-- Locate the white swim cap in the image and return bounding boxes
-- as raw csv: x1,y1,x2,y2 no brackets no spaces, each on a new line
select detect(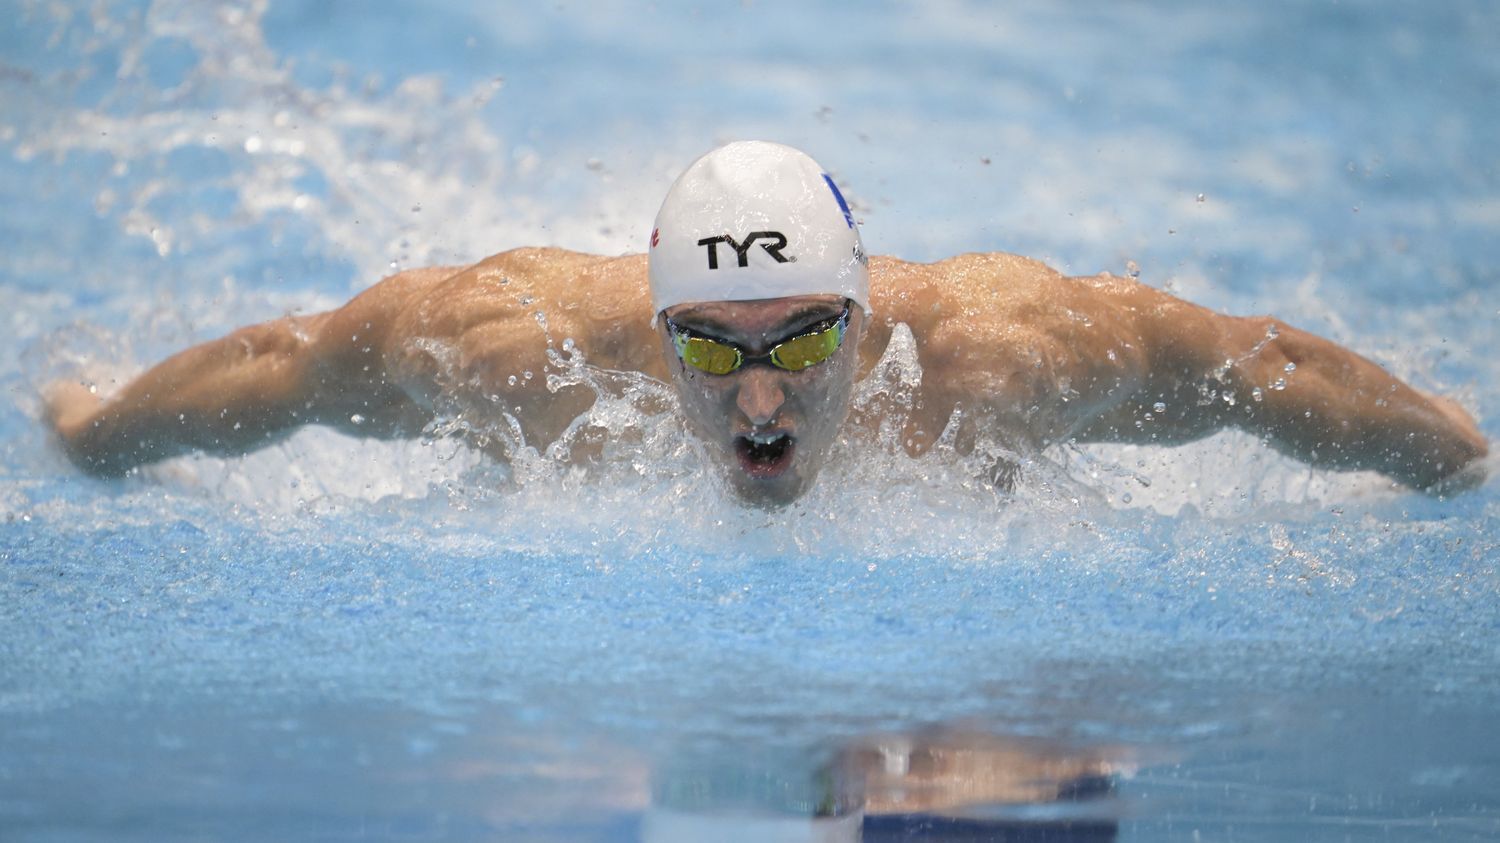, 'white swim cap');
648,141,870,316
